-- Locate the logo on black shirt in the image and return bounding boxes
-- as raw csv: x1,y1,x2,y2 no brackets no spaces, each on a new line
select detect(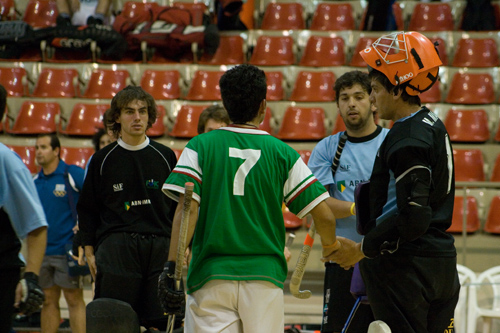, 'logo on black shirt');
146,179,159,189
